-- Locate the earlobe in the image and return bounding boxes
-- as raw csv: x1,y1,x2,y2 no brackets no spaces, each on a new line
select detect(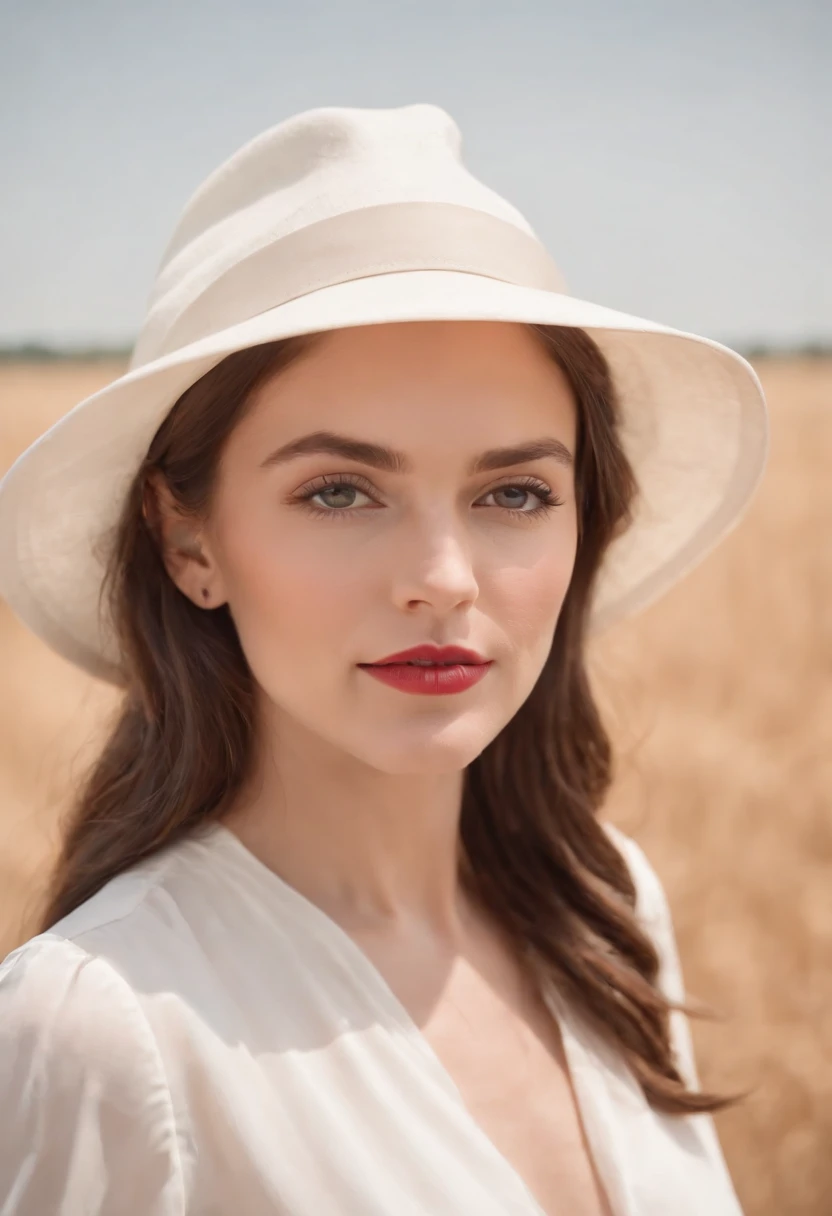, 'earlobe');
143,473,226,610
163,524,227,610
